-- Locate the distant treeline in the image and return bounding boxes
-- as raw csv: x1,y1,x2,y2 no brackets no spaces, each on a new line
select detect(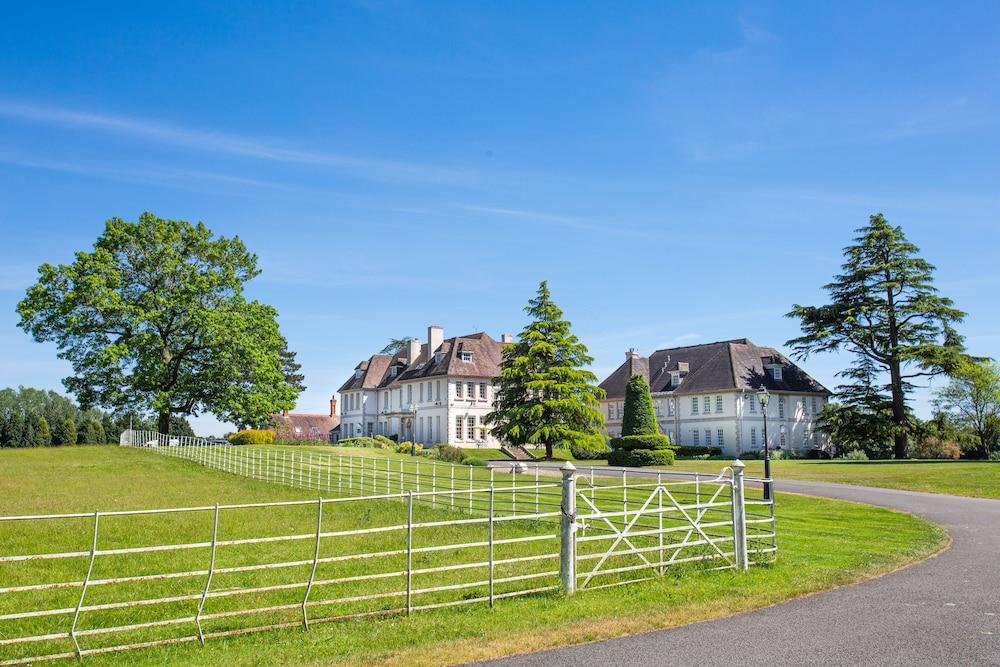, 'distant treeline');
0,387,194,448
